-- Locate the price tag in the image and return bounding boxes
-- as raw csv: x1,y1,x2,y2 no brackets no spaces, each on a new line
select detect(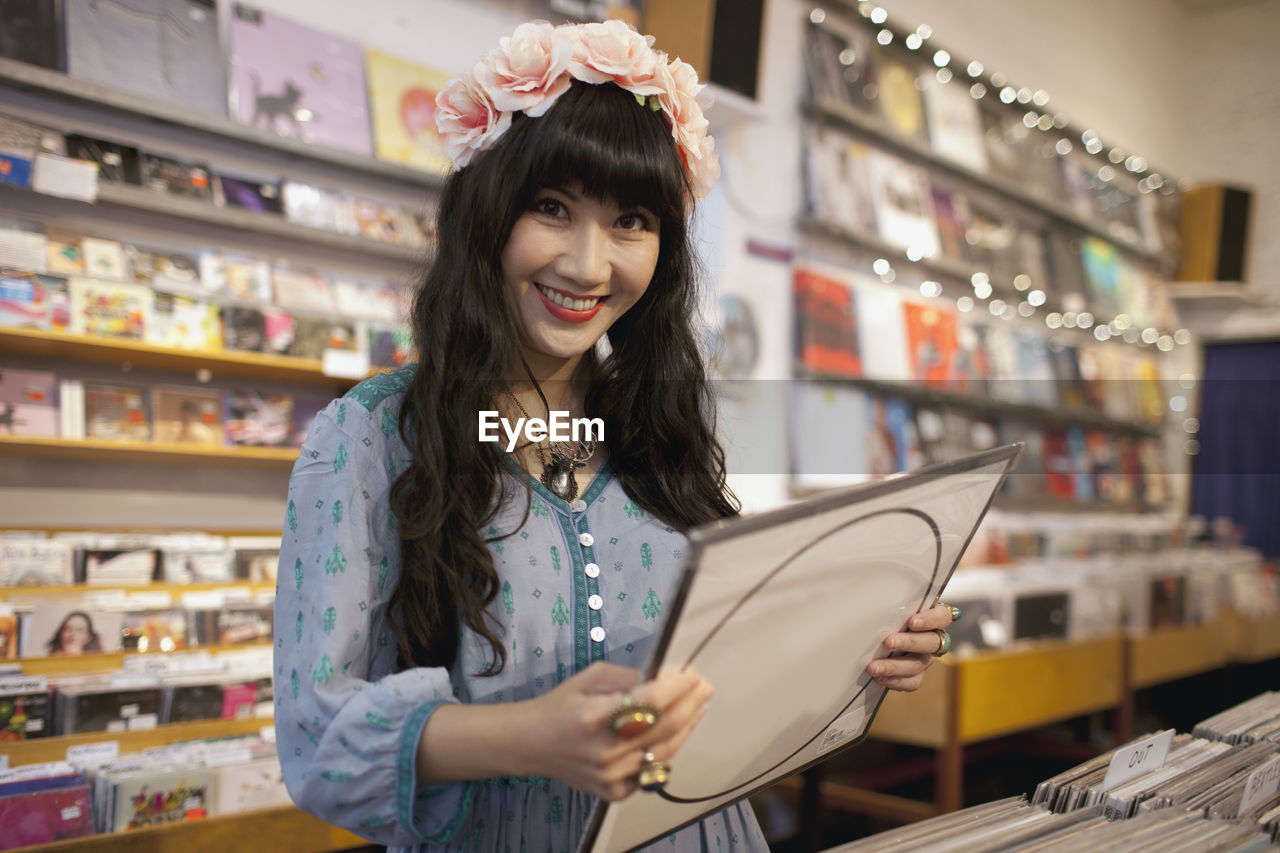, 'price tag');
0,755,8,769
1100,729,1174,792
32,153,99,202
60,806,82,821
323,348,371,380
66,741,120,768
126,713,158,732
203,745,253,767
1239,755,1280,818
